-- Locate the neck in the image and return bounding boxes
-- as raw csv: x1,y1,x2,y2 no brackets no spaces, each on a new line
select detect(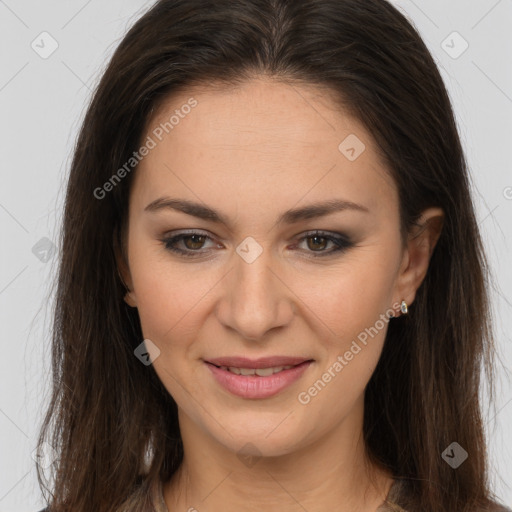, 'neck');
163,399,393,512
